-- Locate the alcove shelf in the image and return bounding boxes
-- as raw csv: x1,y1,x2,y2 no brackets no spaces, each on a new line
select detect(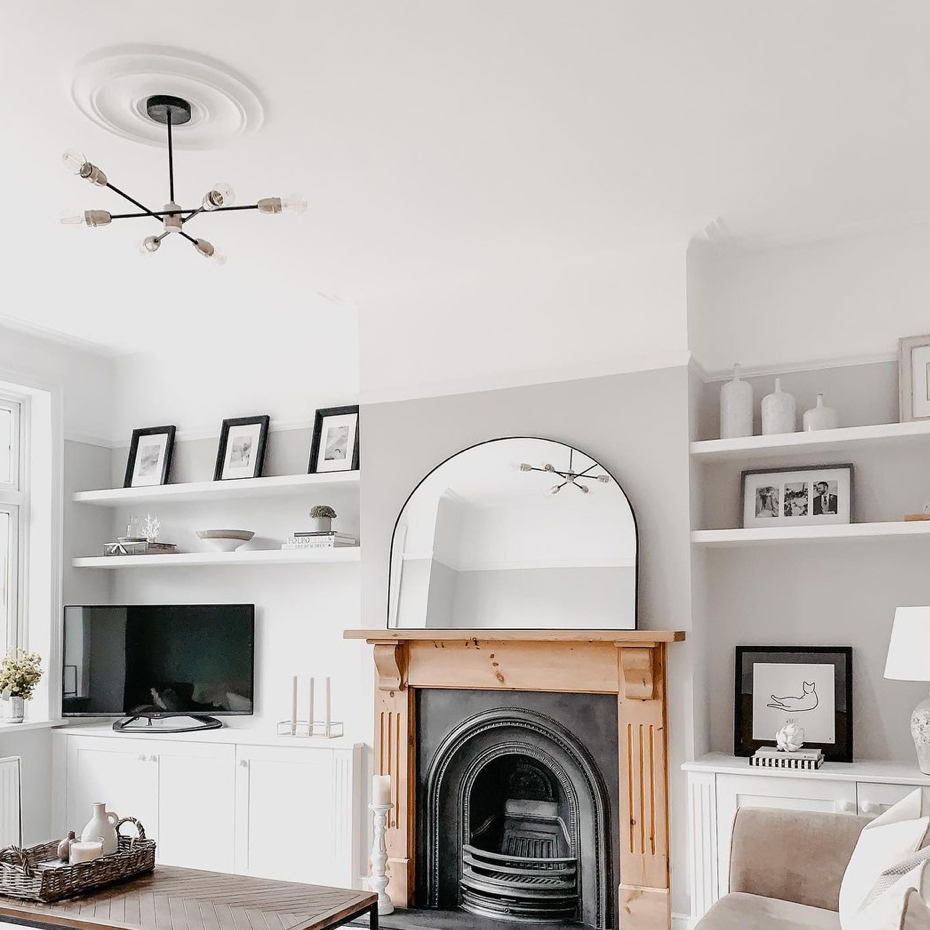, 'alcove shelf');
690,419,930,462
72,471,359,506
72,547,361,568
692,521,930,547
